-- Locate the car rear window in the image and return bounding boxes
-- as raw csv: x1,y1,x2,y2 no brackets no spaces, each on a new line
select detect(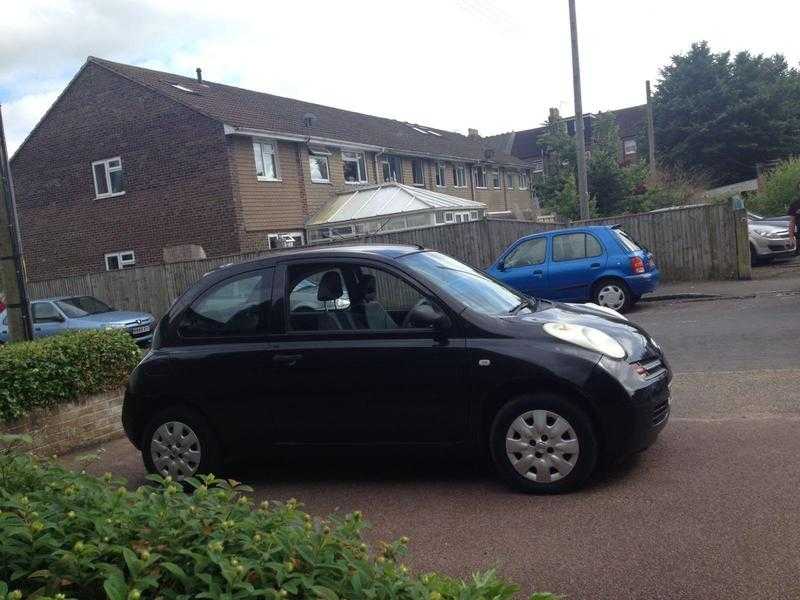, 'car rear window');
614,229,642,253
